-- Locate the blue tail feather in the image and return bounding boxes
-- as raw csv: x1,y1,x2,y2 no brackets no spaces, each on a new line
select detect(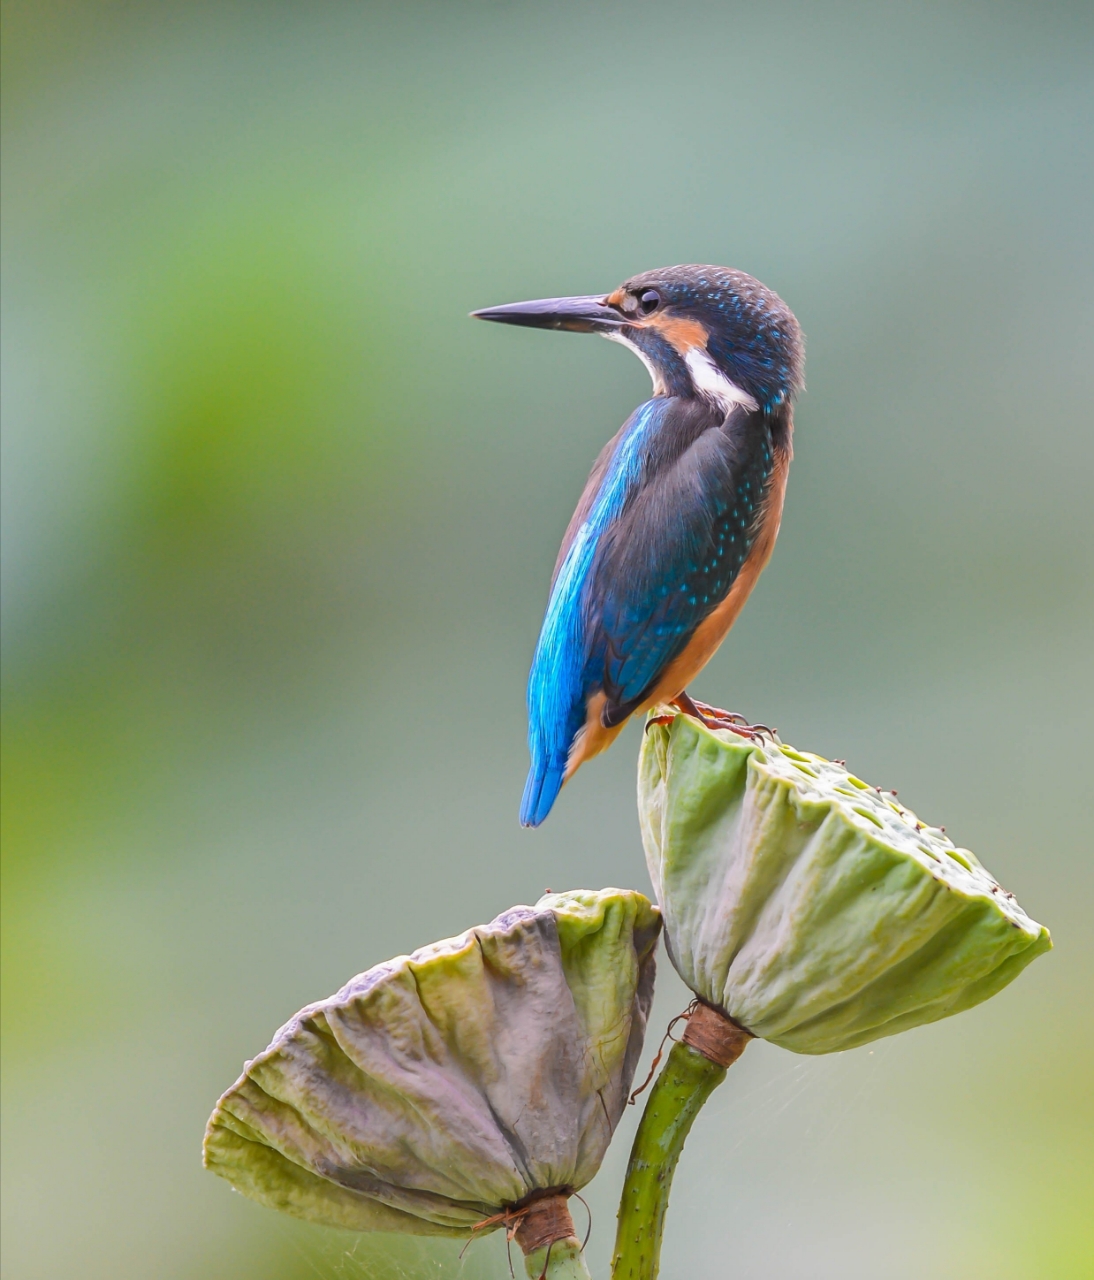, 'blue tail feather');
520,759,565,828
